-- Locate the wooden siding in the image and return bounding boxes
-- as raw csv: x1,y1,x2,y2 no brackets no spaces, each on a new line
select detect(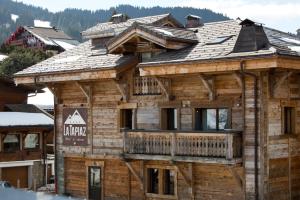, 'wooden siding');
52,66,300,200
